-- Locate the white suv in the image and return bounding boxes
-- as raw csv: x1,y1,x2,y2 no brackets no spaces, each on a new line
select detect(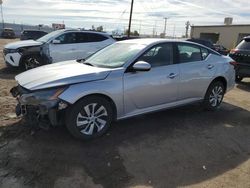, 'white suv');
3,29,115,70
